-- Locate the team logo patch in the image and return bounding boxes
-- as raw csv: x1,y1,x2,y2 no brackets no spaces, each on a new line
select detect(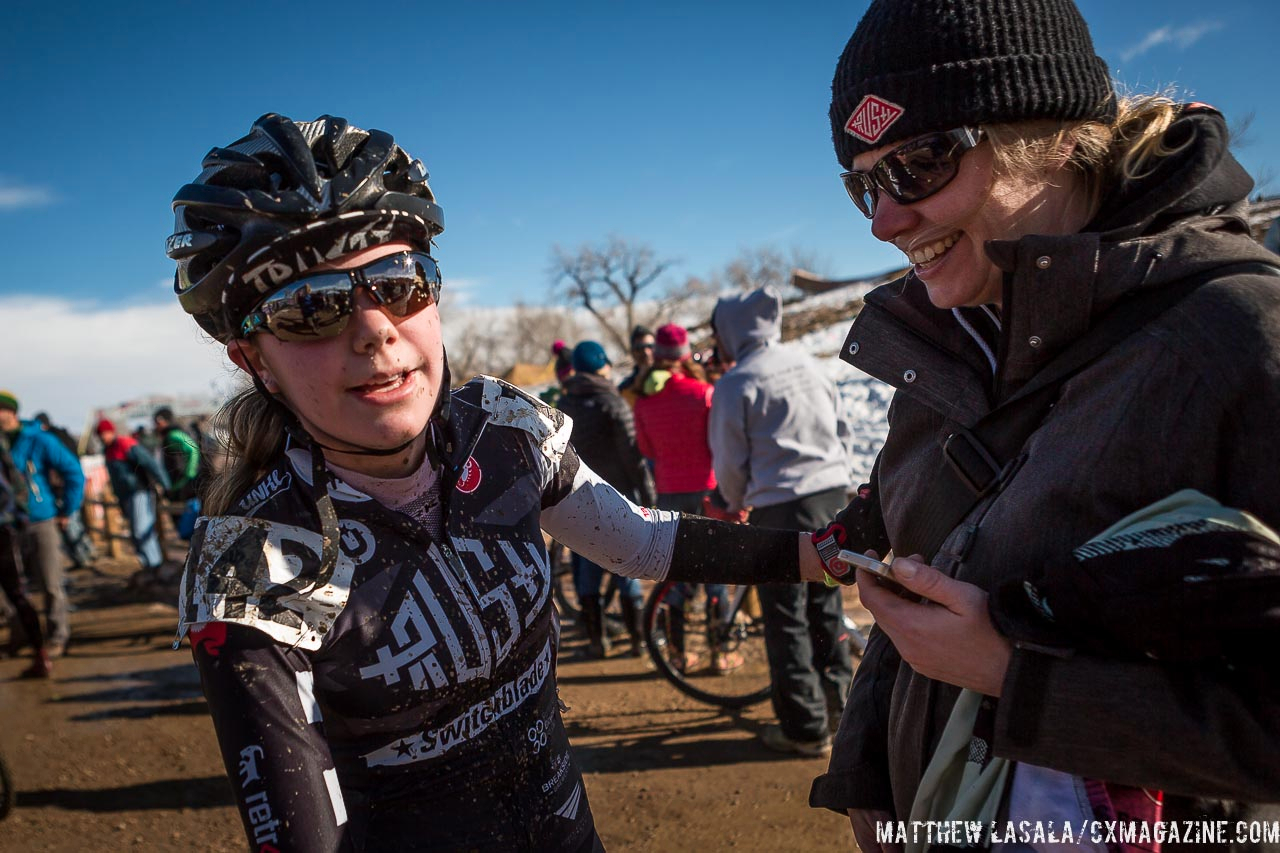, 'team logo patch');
456,456,482,494
844,95,905,144
338,519,377,565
